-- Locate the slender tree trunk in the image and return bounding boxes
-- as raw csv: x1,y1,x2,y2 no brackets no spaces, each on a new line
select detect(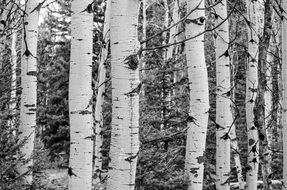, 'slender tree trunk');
282,0,287,188
230,51,244,190
245,0,264,189
9,26,18,130
140,0,147,97
106,0,140,189
68,0,94,189
0,0,12,69
184,0,209,189
167,0,180,99
230,127,244,189
0,0,7,68
255,1,273,189
18,0,39,187
93,0,110,186
214,1,231,189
